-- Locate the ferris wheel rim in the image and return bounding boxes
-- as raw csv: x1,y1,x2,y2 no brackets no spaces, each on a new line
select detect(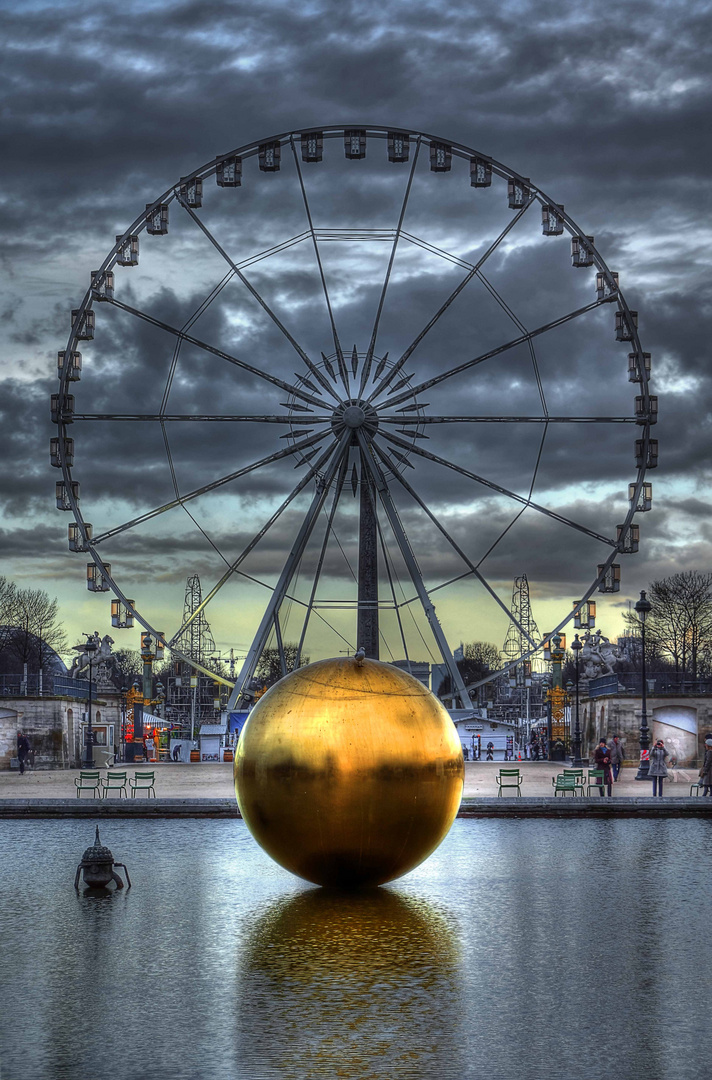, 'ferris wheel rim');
54,123,655,698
